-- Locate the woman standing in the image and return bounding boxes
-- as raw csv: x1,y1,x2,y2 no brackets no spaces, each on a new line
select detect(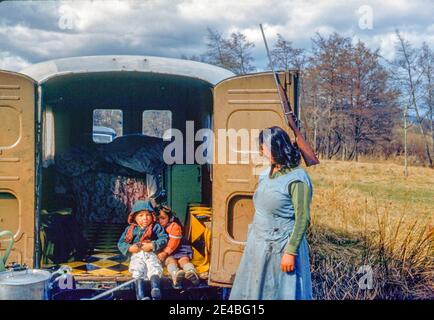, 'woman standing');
229,126,313,300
